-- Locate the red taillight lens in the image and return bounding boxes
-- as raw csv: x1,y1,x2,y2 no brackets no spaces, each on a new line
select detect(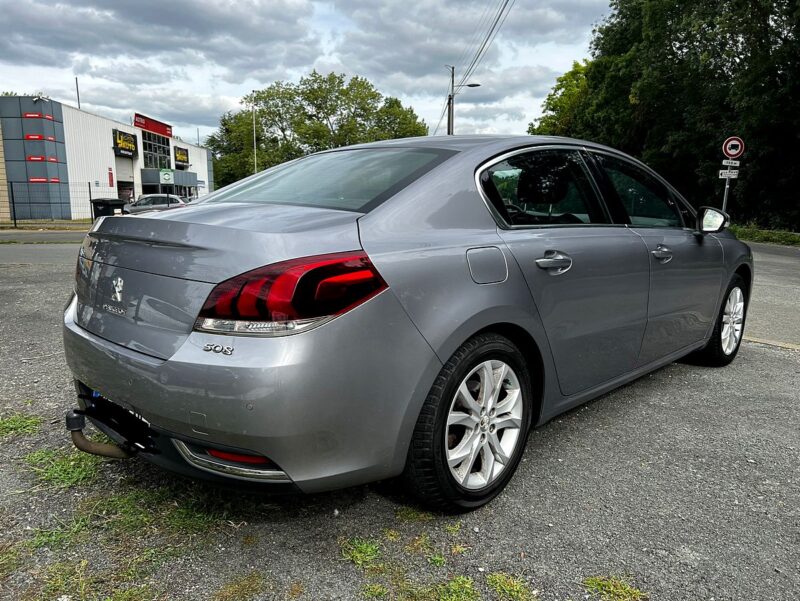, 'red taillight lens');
194,251,387,336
